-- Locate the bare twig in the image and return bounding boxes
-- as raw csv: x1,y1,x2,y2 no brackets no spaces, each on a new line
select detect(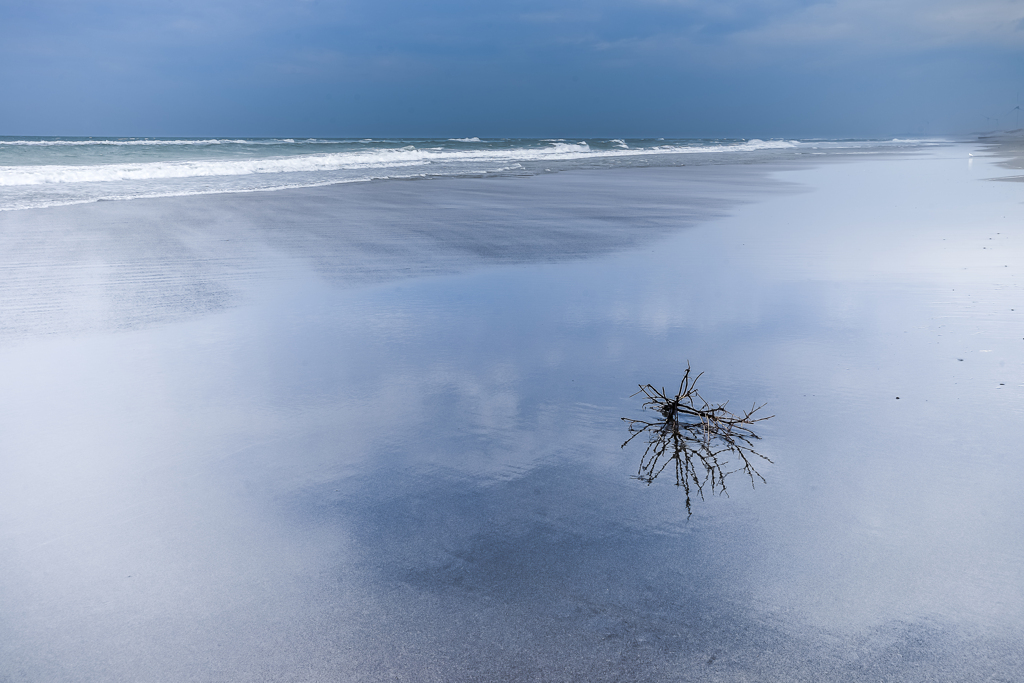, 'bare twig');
621,363,774,515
